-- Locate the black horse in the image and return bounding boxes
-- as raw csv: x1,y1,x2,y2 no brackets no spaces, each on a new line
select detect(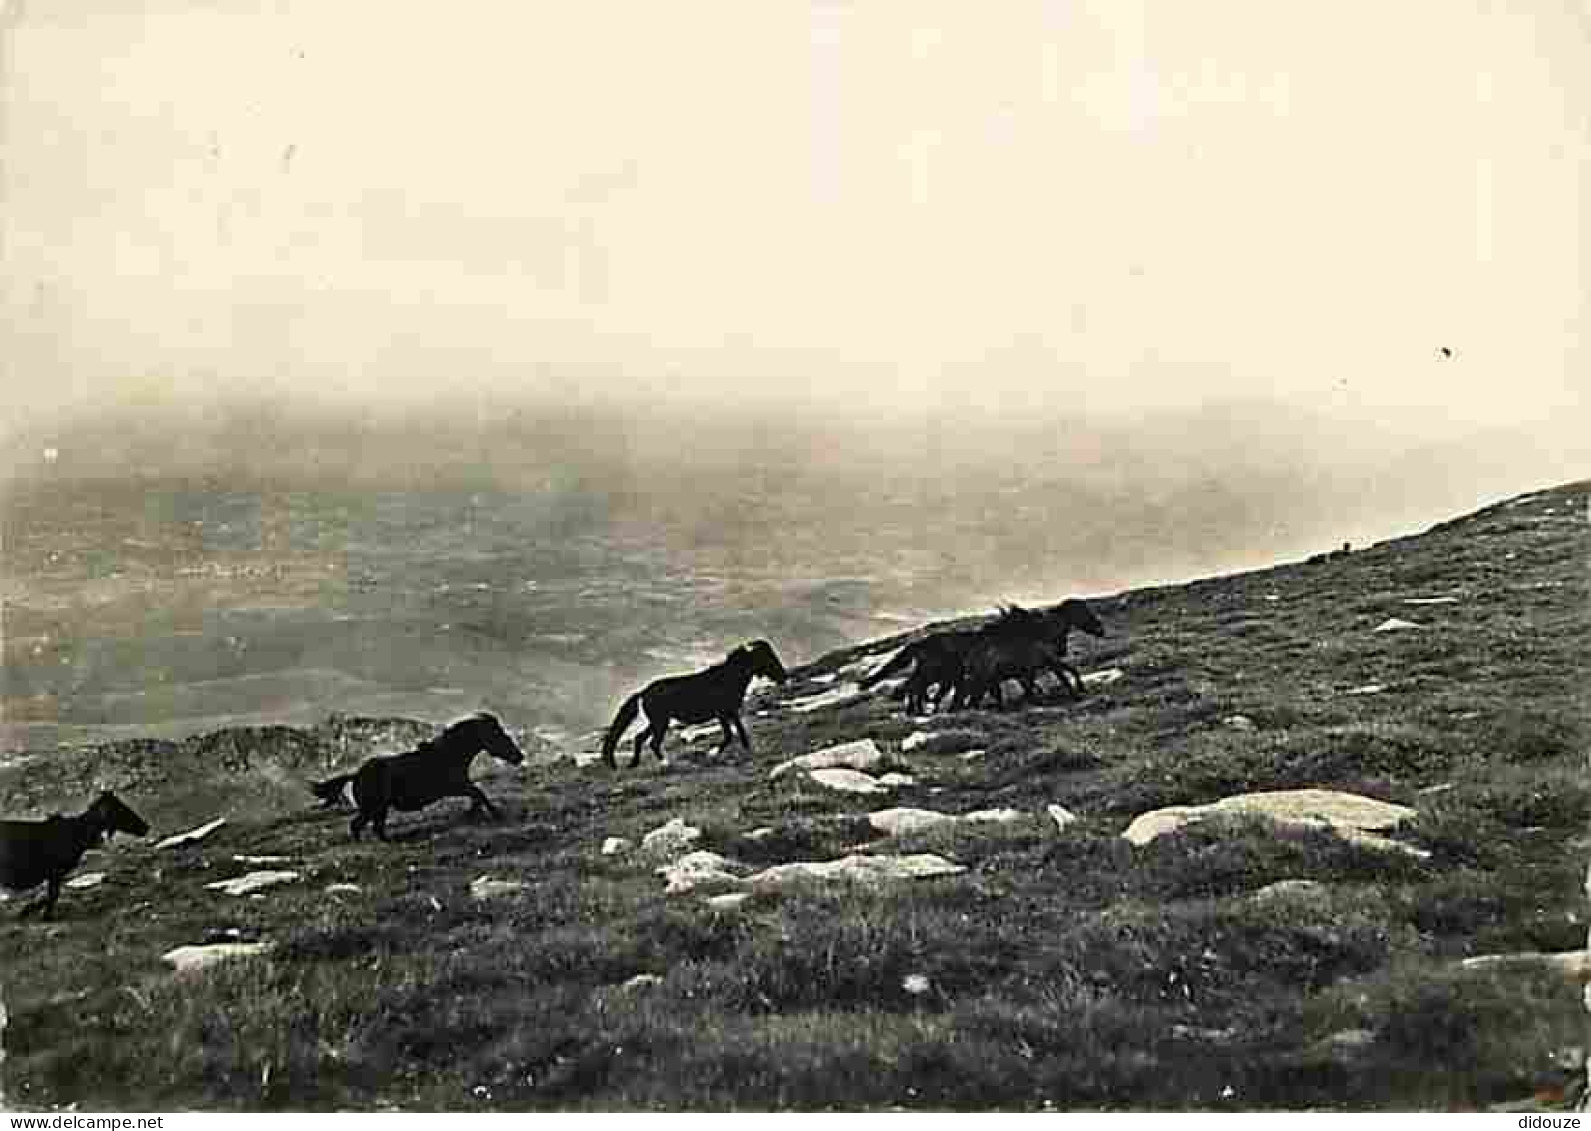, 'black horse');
0,791,149,919
951,599,1106,710
858,631,980,715
311,712,525,841
602,640,789,769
